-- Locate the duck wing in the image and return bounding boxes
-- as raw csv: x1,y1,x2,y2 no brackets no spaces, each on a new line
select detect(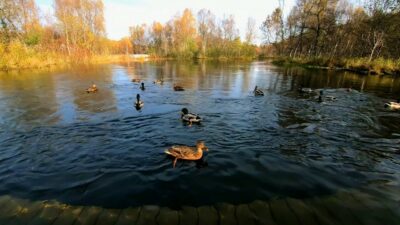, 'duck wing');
165,146,196,159
182,113,201,122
